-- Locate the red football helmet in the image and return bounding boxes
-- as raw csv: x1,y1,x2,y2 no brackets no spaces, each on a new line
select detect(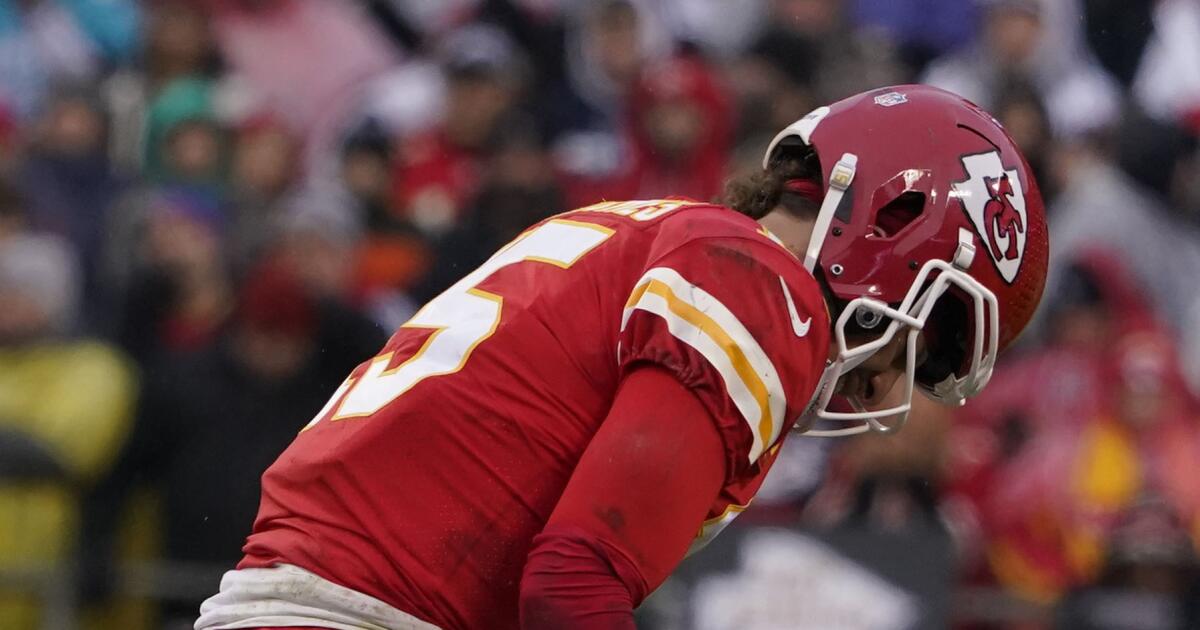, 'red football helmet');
763,85,1049,436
